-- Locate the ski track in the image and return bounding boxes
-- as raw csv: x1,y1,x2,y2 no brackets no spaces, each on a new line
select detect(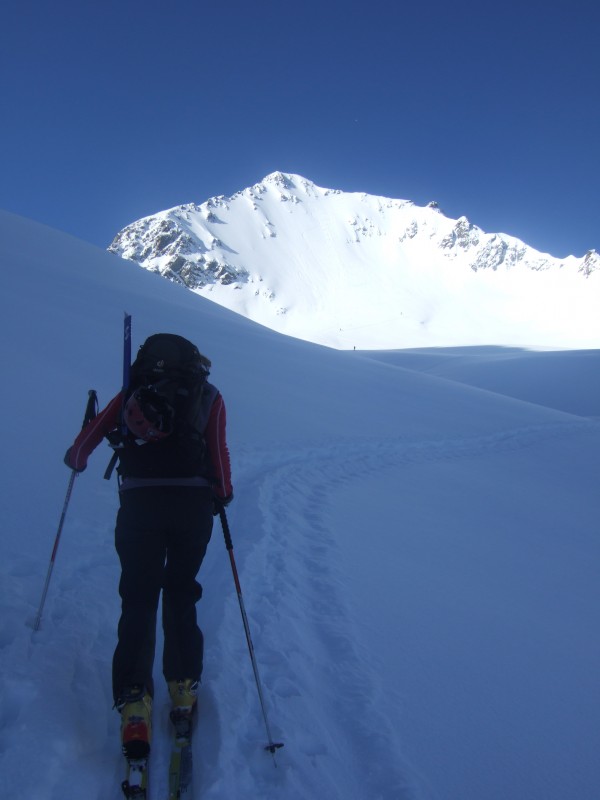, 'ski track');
195,418,594,799
0,418,594,799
